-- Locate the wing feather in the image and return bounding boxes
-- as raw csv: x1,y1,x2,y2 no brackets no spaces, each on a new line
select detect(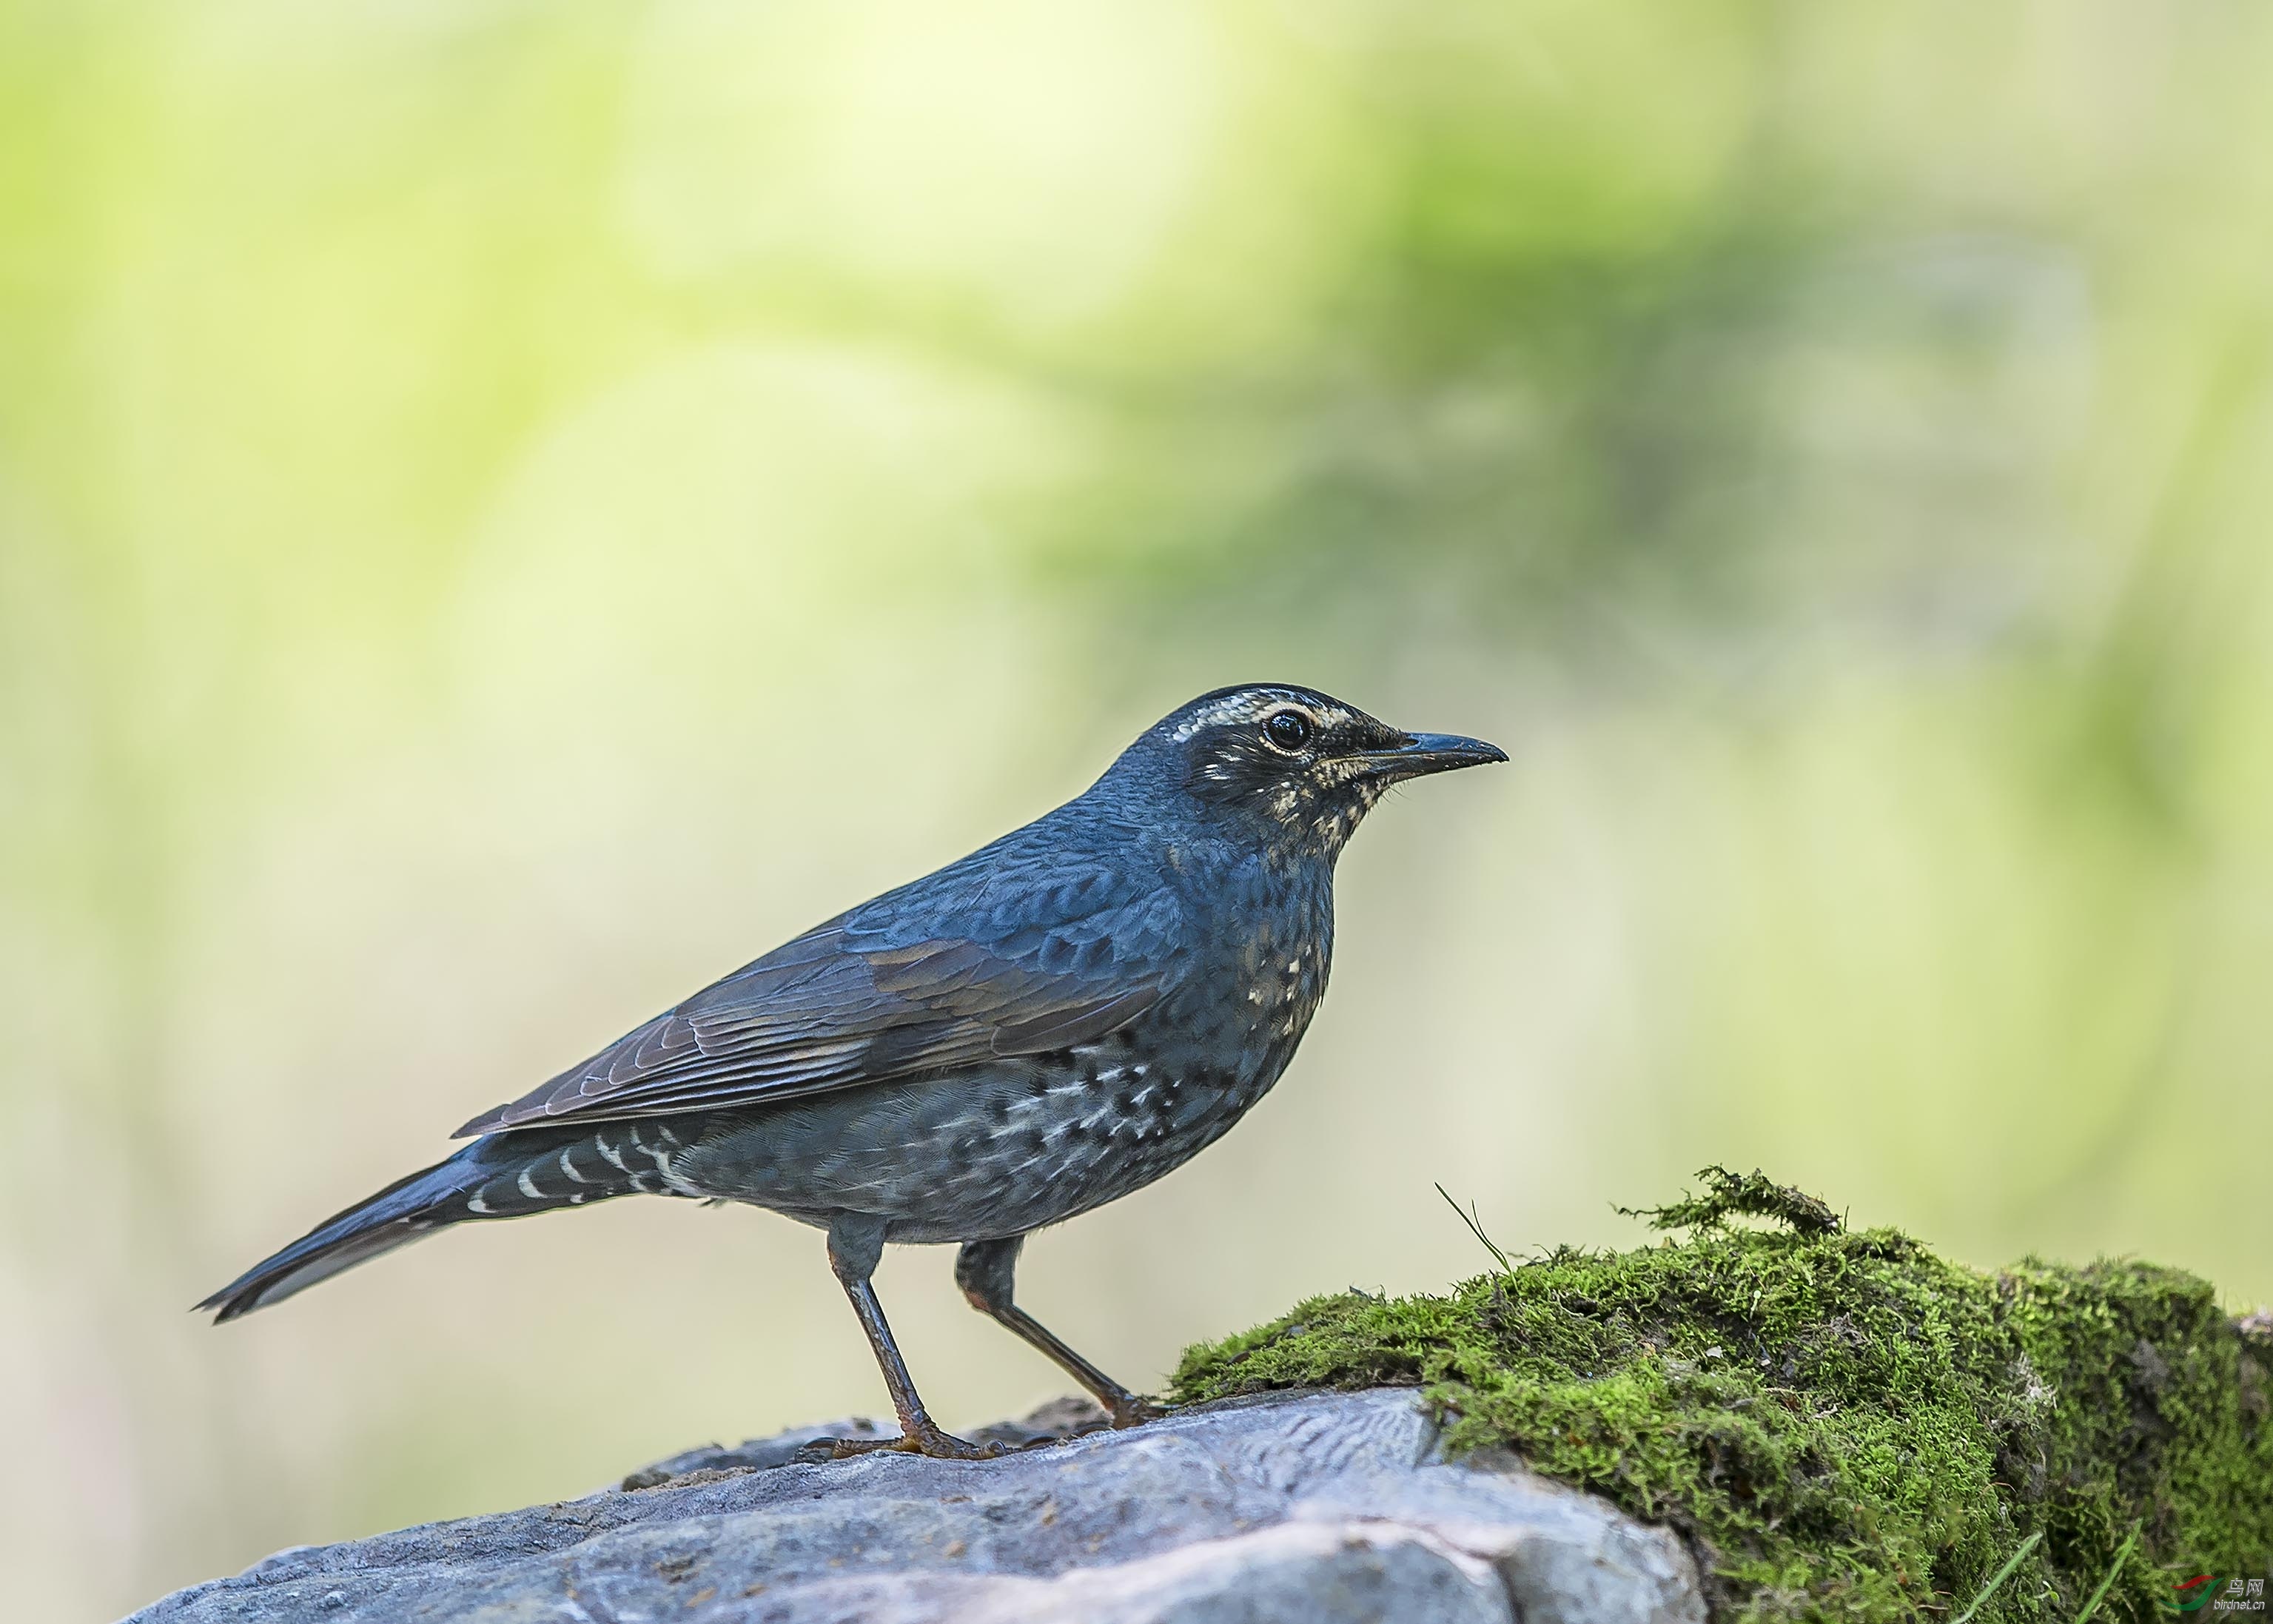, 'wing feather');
453,836,1178,1138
